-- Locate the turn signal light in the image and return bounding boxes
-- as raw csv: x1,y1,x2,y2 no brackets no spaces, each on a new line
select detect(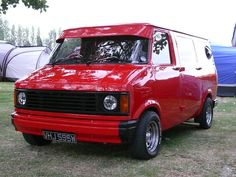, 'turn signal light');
120,95,129,113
